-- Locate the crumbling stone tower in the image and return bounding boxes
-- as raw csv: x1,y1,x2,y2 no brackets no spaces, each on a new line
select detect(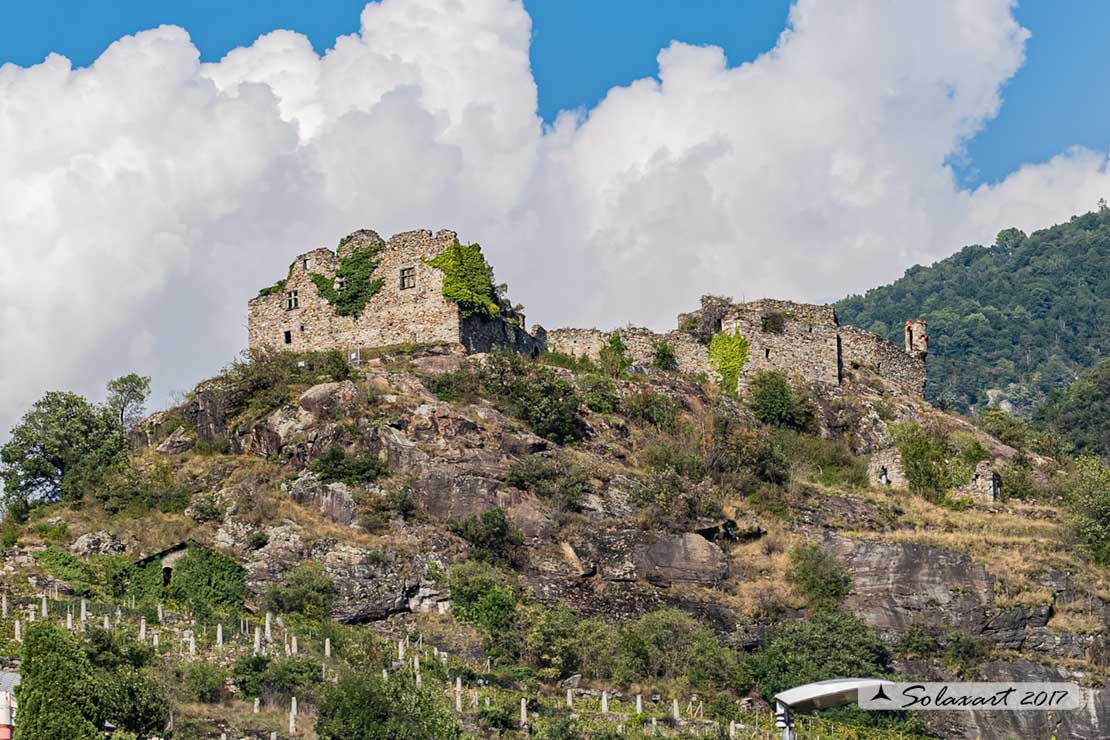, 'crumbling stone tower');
904,318,928,358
